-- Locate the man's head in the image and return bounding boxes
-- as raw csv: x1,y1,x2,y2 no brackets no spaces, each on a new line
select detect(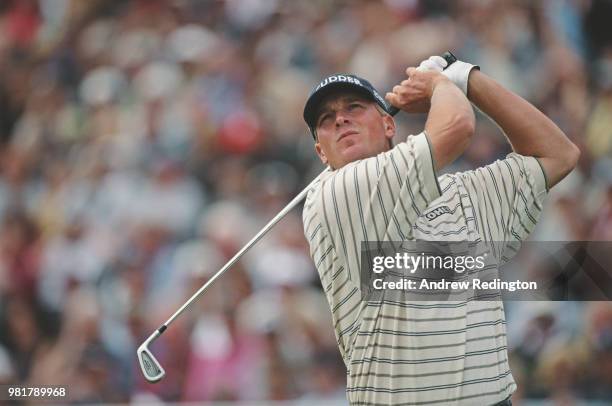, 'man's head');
303,74,396,169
